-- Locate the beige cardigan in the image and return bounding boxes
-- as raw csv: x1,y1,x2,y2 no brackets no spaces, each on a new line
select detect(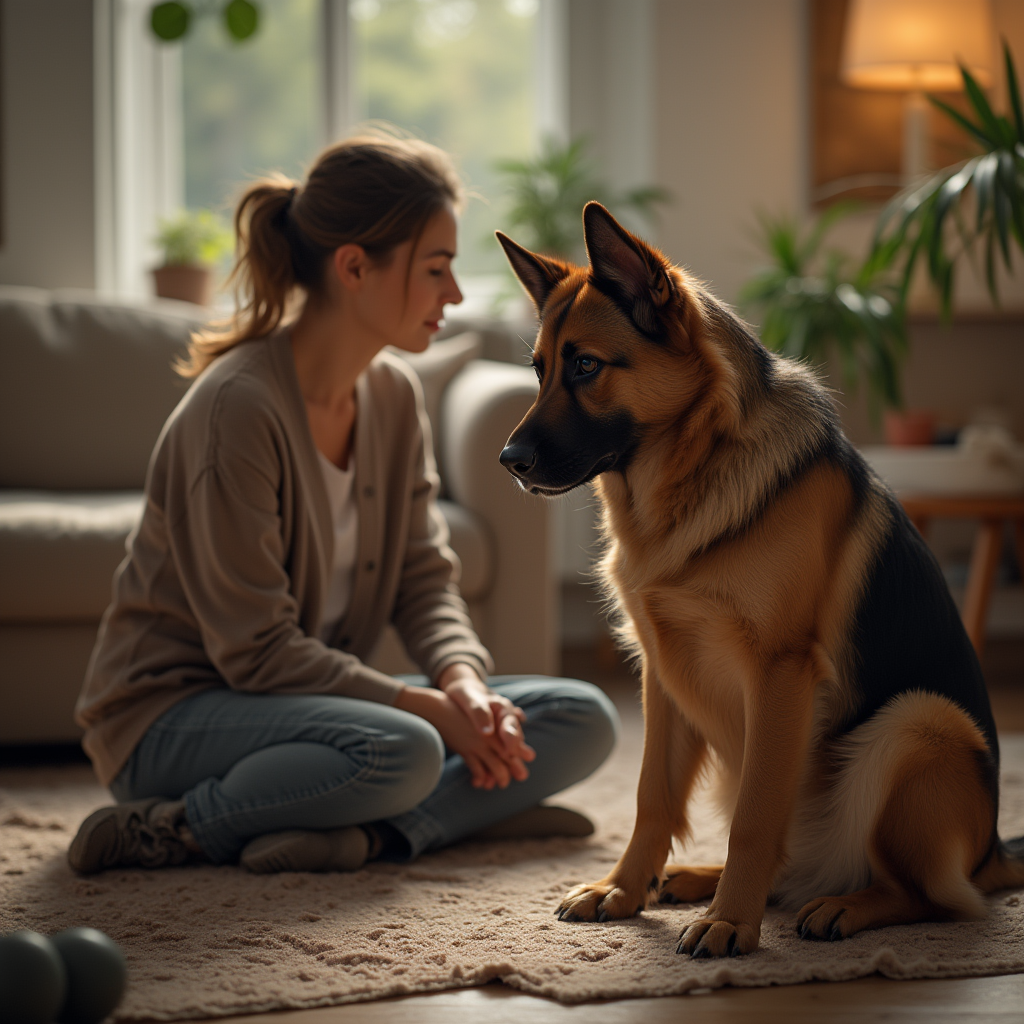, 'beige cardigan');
77,332,493,785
